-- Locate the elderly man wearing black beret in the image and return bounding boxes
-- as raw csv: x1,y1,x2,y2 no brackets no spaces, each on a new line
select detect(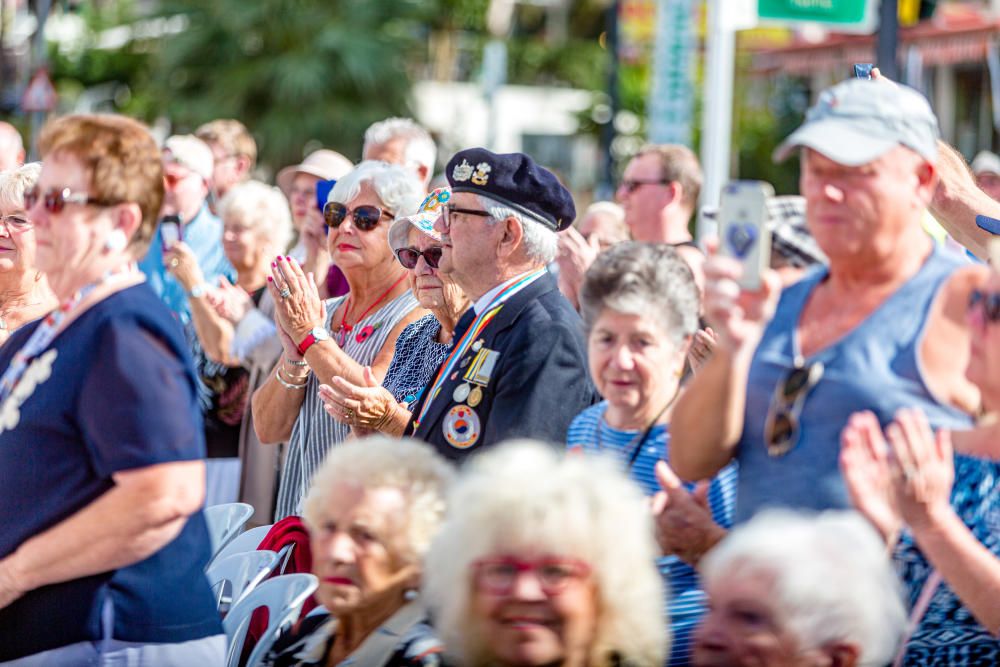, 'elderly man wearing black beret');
404,148,598,461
